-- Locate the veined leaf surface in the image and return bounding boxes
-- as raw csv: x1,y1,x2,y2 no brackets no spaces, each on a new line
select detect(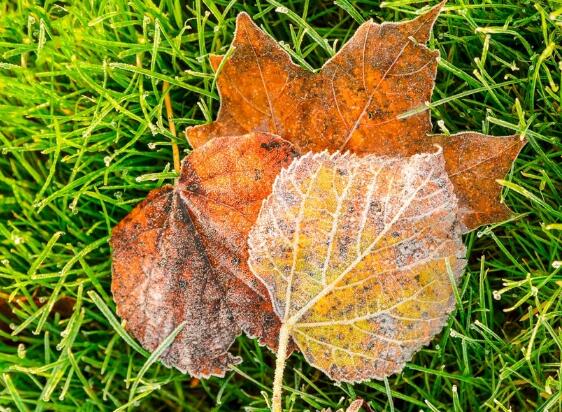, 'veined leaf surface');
248,150,466,382
111,132,298,377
